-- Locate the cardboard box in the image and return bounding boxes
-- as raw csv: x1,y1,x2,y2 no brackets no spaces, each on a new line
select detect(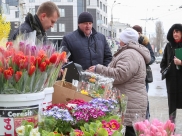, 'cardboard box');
52,80,92,104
